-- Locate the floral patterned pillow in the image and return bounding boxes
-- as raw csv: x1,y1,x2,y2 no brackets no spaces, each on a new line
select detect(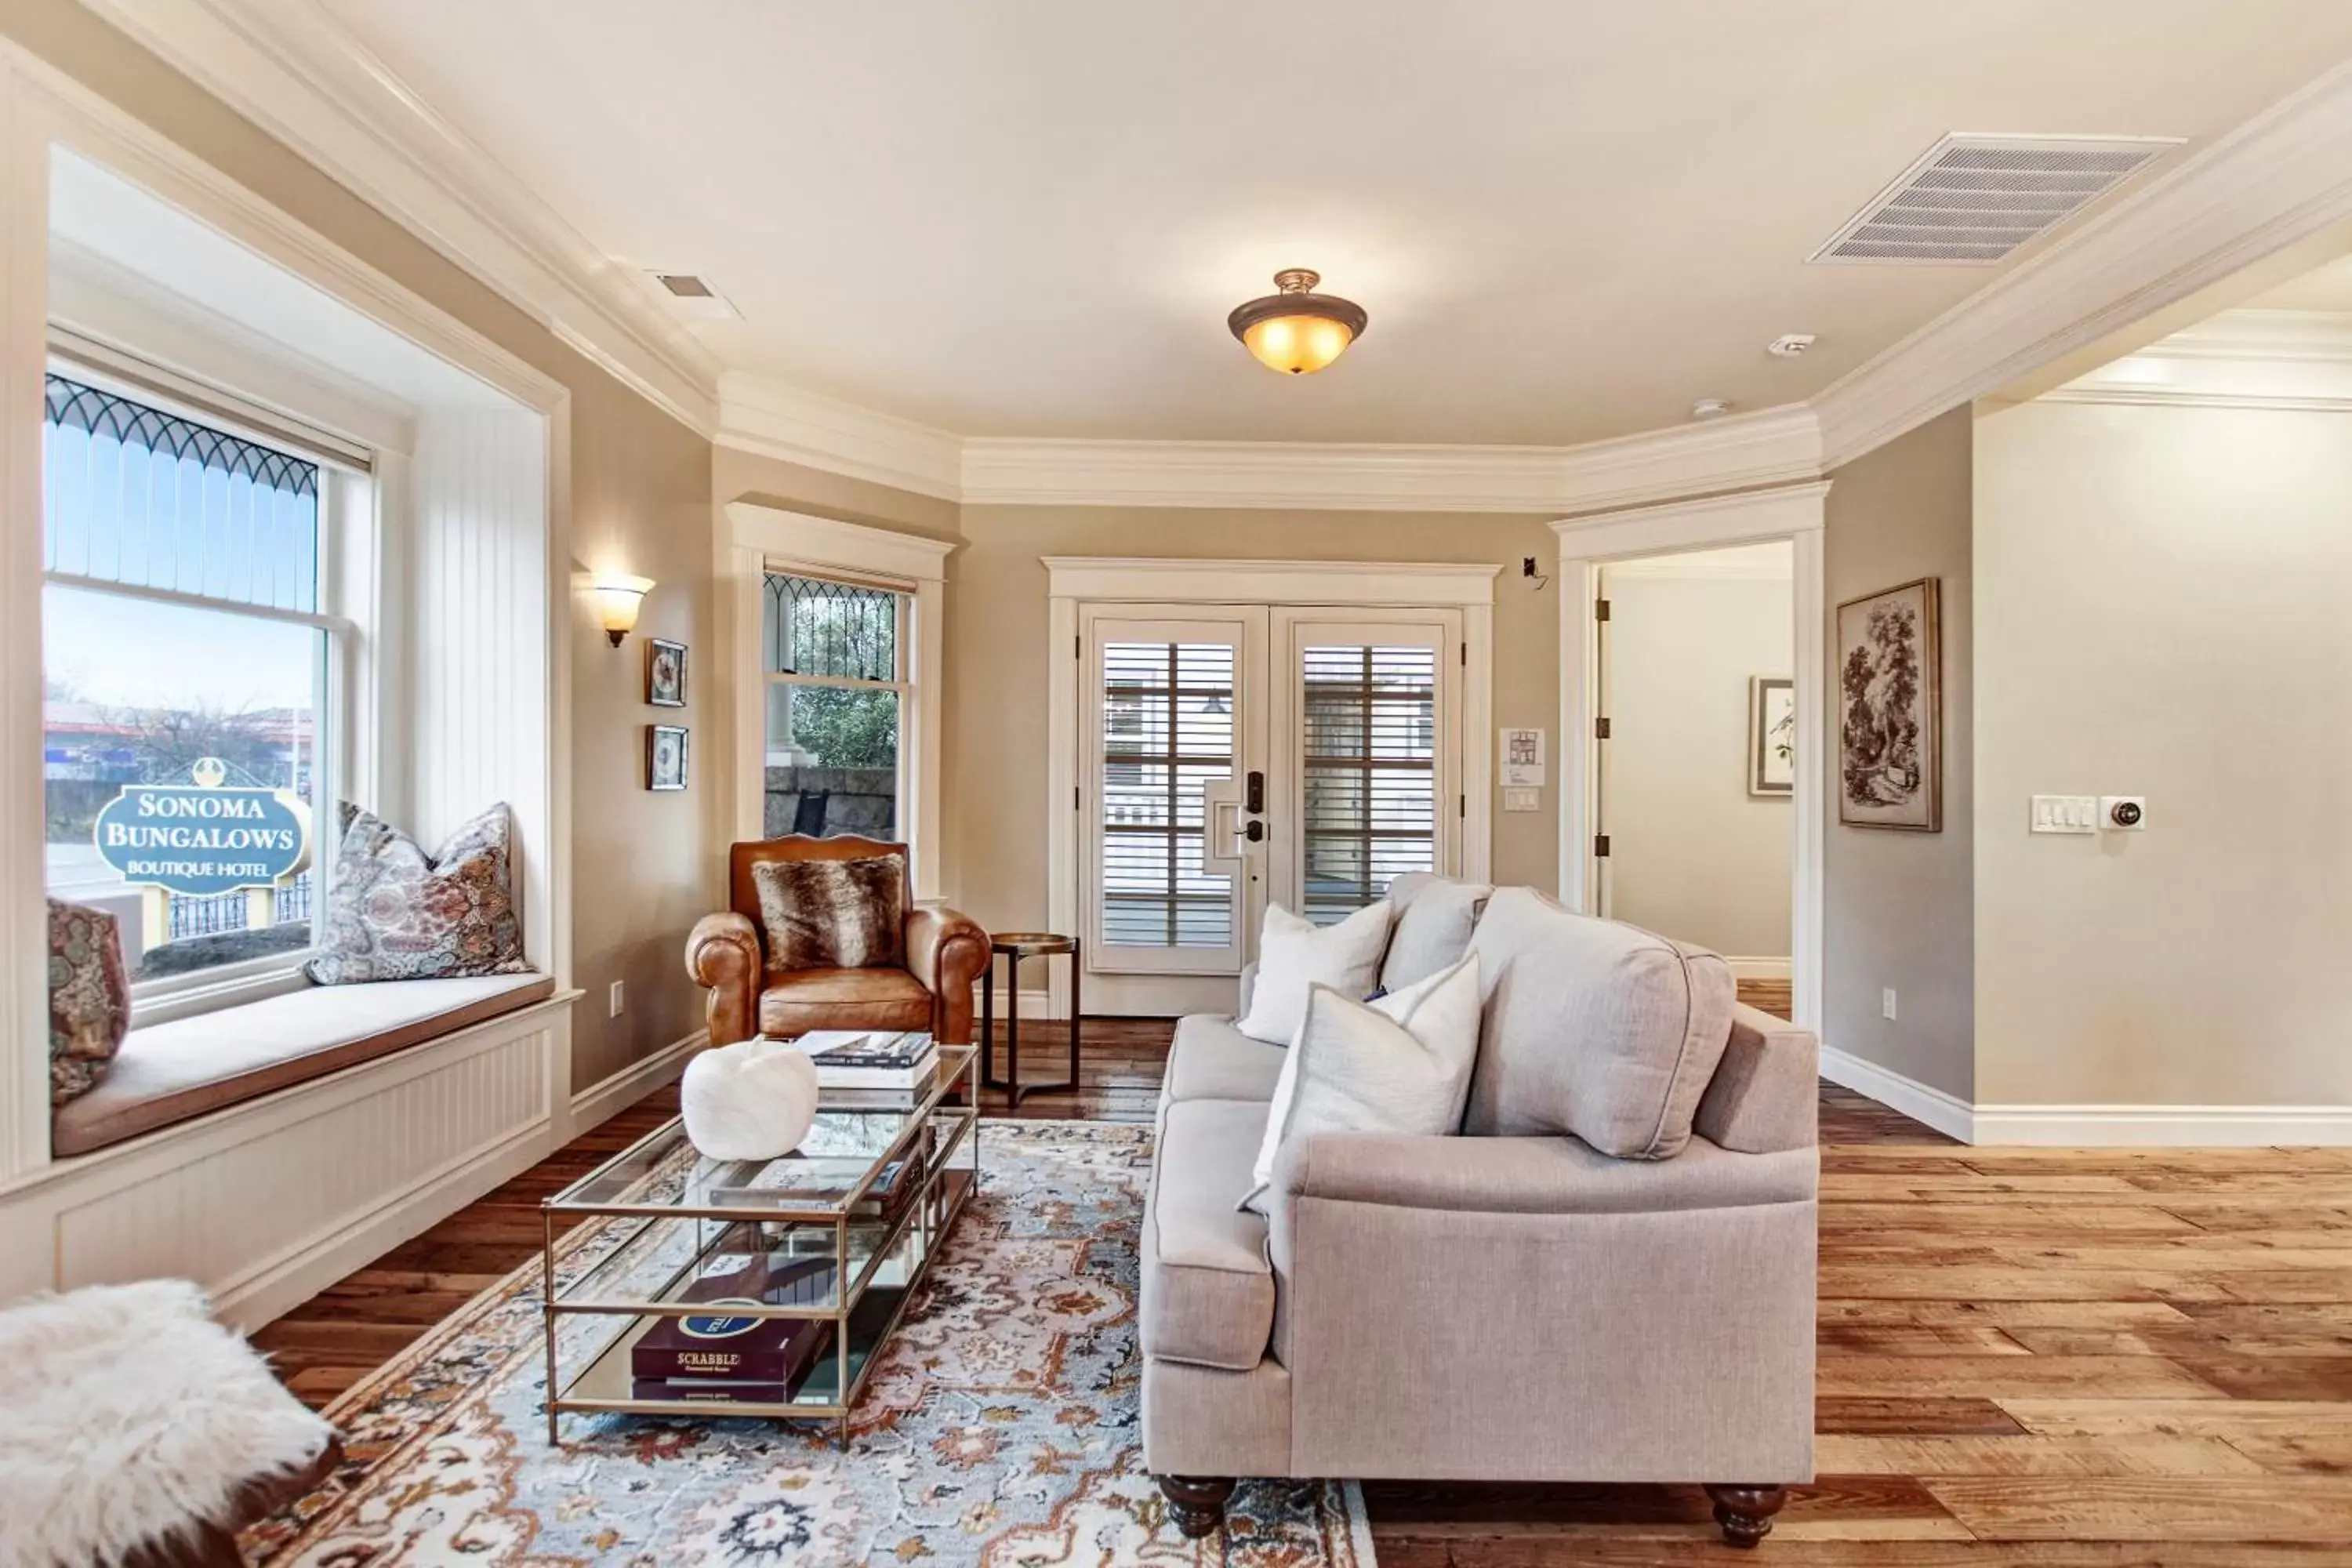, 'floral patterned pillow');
306,803,531,985
49,898,130,1105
